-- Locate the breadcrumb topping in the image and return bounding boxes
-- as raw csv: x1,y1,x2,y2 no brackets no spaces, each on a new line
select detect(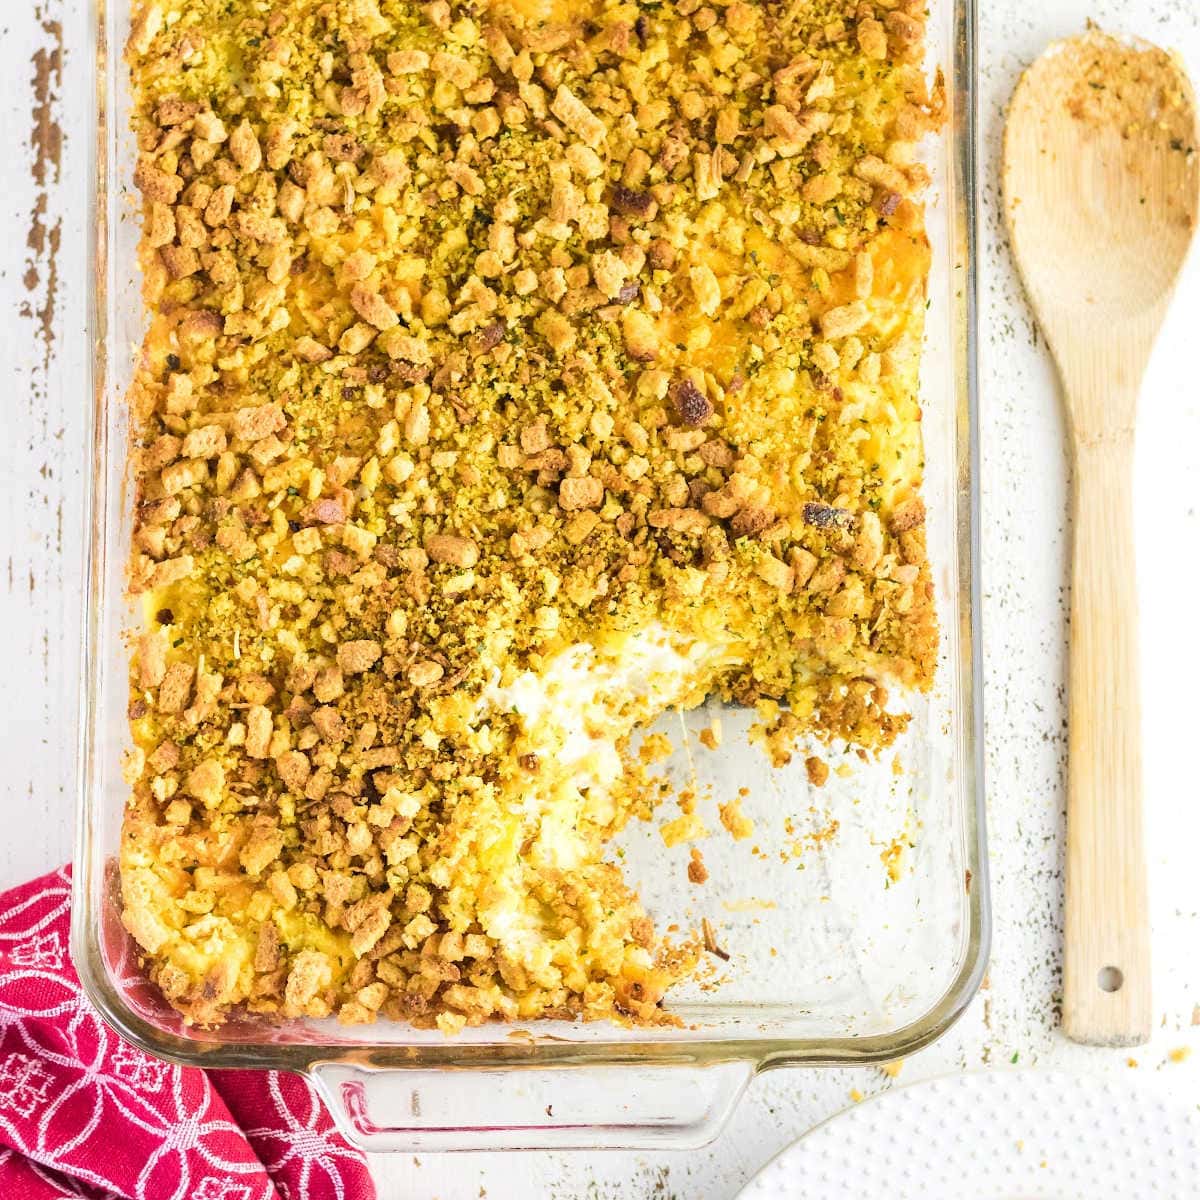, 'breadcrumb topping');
120,0,939,1029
